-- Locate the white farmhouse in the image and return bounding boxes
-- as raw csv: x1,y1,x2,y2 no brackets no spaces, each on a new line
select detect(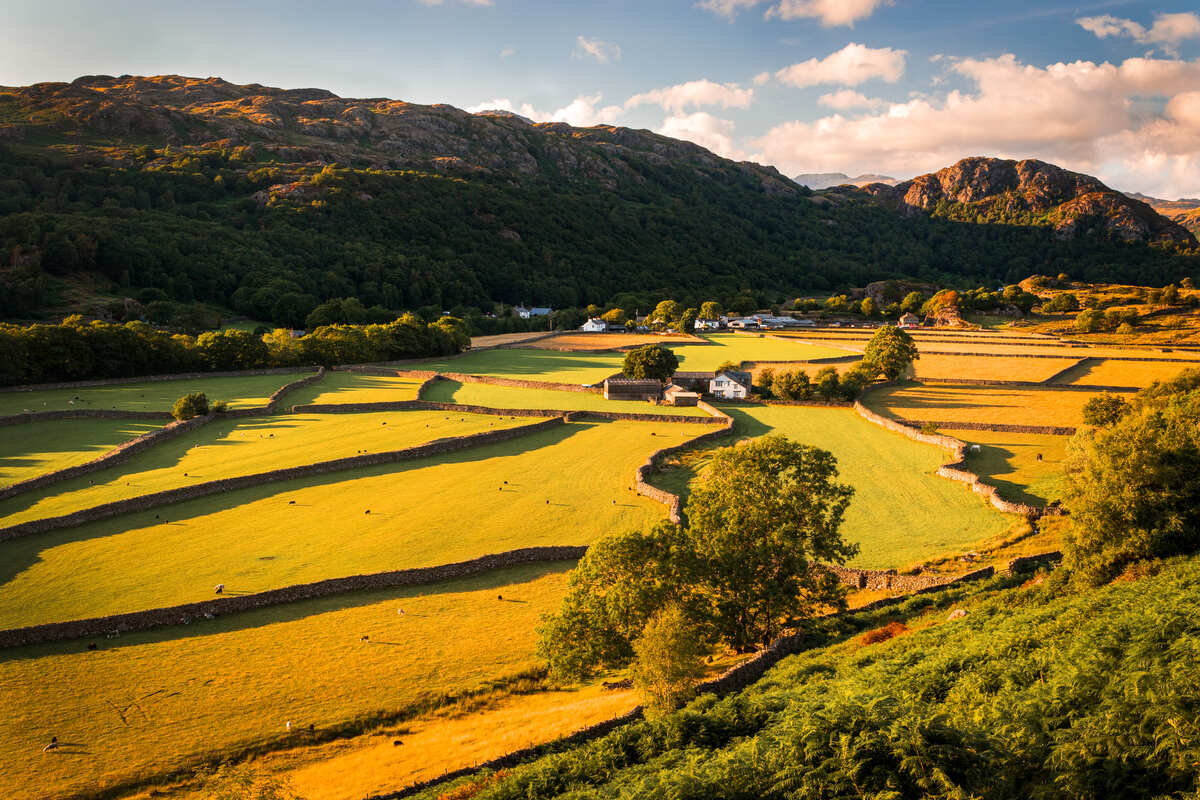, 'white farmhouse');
581,318,608,332
709,370,752,400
